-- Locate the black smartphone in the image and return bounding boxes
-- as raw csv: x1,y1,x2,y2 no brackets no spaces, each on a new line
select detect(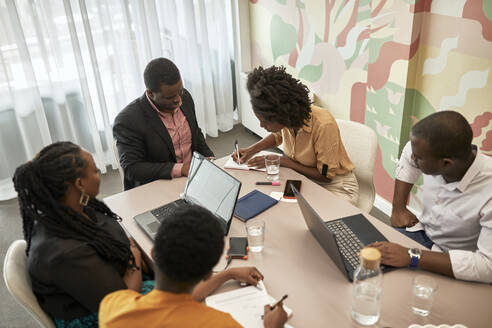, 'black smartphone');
283,180,302,199
227,237,248,259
